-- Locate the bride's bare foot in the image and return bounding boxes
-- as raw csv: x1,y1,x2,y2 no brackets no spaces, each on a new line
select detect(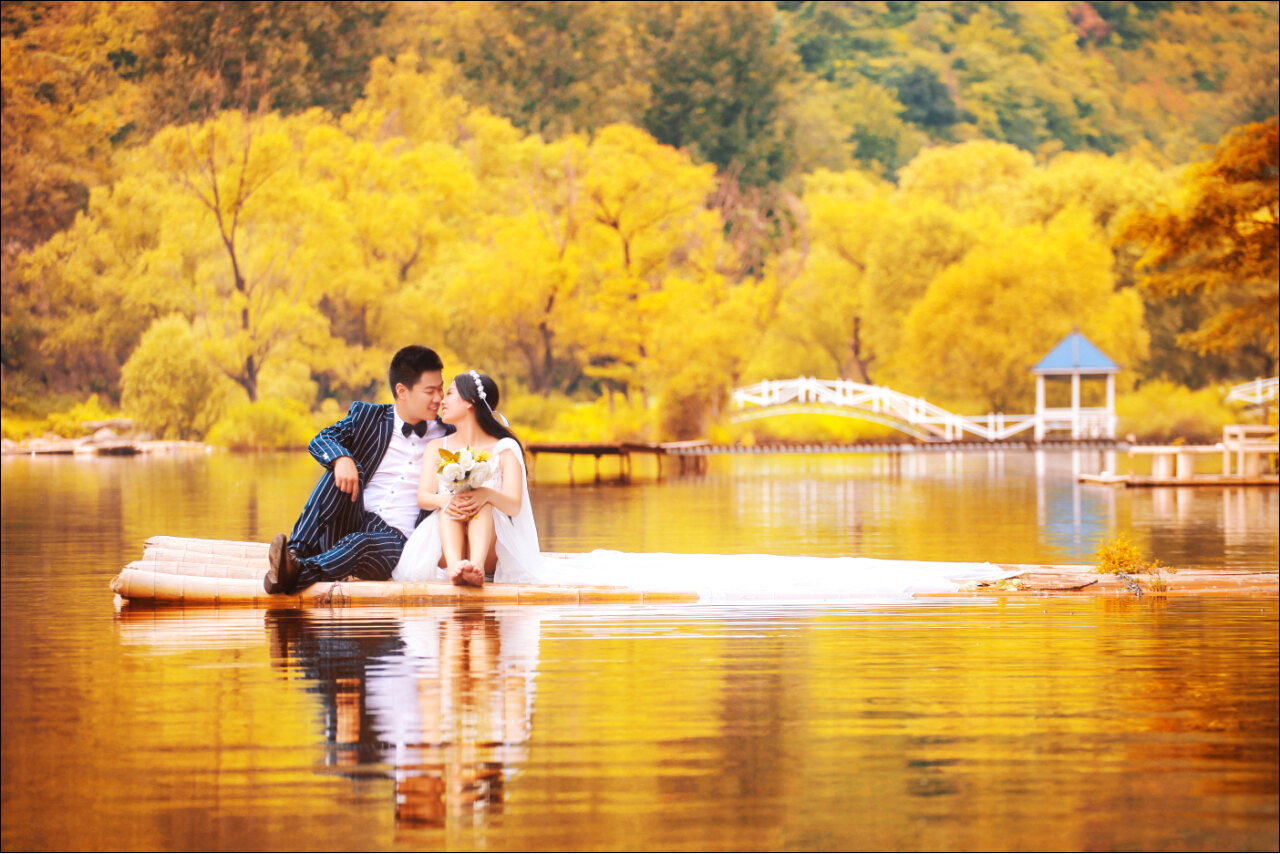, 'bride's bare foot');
452,559,484,587
447,561,469,586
